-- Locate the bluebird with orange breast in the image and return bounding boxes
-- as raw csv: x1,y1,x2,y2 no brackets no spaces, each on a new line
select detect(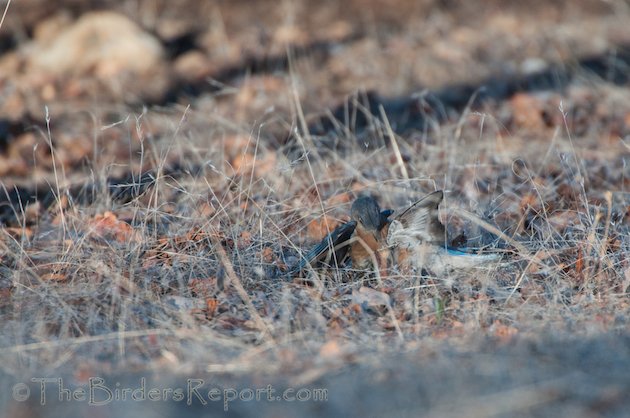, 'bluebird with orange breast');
348,196,393,271
385,190,500,275
286,196,392,275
